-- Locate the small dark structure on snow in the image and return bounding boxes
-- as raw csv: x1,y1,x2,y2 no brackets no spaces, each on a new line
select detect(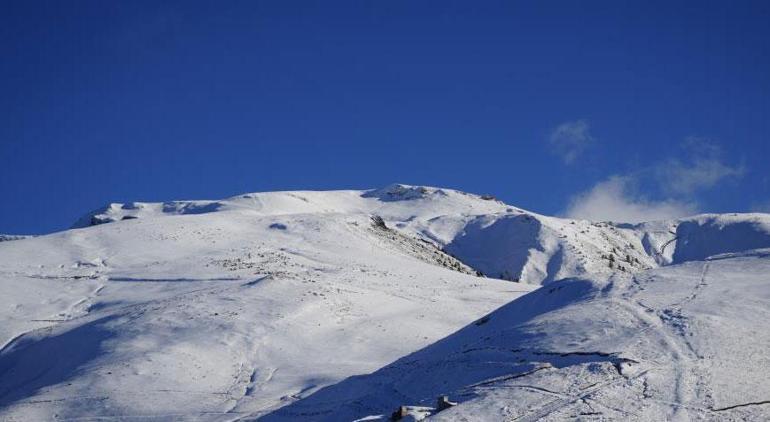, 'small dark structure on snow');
390,405,408,421
436,395,457,412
